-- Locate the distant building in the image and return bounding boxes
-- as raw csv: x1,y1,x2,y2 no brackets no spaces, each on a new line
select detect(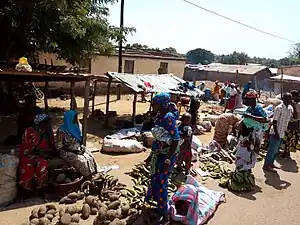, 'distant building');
269,68,278,76
39,49,186,78
183,63,272,90
269,66,300,94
